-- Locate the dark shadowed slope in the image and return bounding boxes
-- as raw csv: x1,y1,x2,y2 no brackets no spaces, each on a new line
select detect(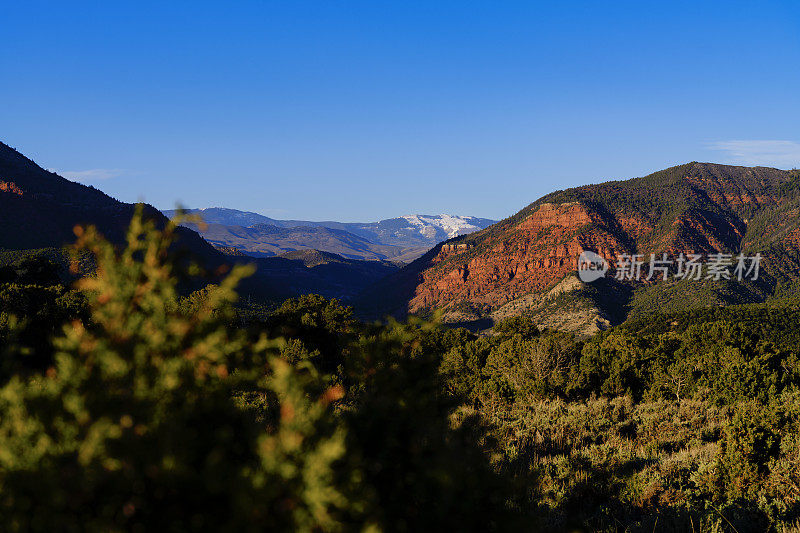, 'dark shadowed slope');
0,141,216,260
